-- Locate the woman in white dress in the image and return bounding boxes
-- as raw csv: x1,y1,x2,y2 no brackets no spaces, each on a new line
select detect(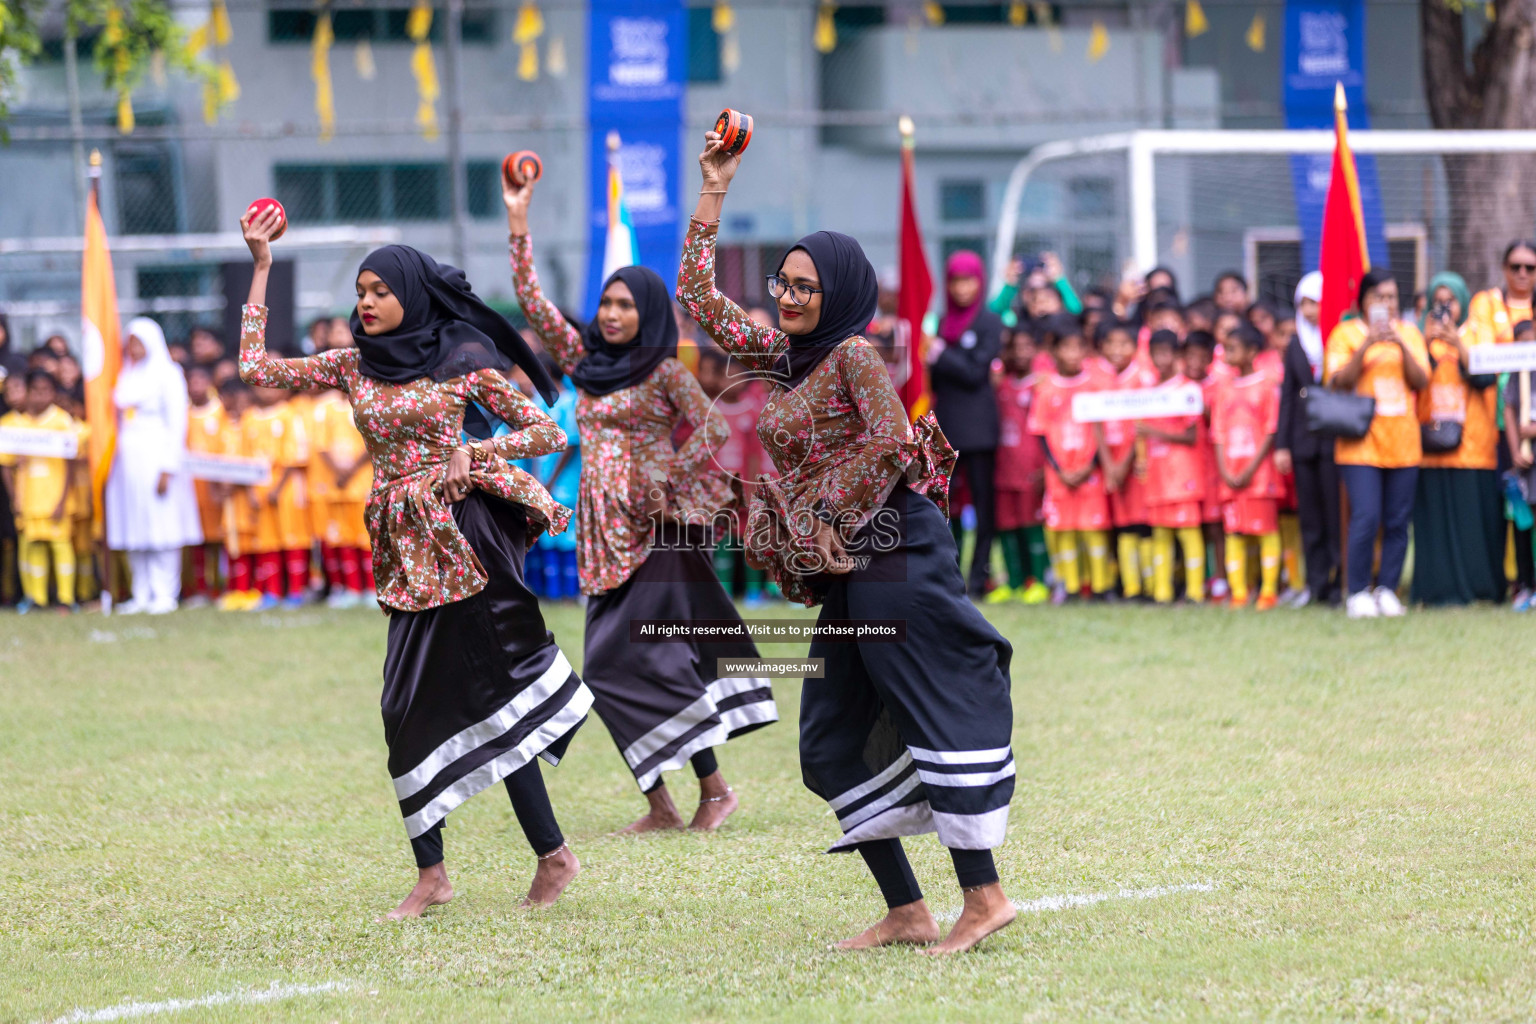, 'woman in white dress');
106,318,202,613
